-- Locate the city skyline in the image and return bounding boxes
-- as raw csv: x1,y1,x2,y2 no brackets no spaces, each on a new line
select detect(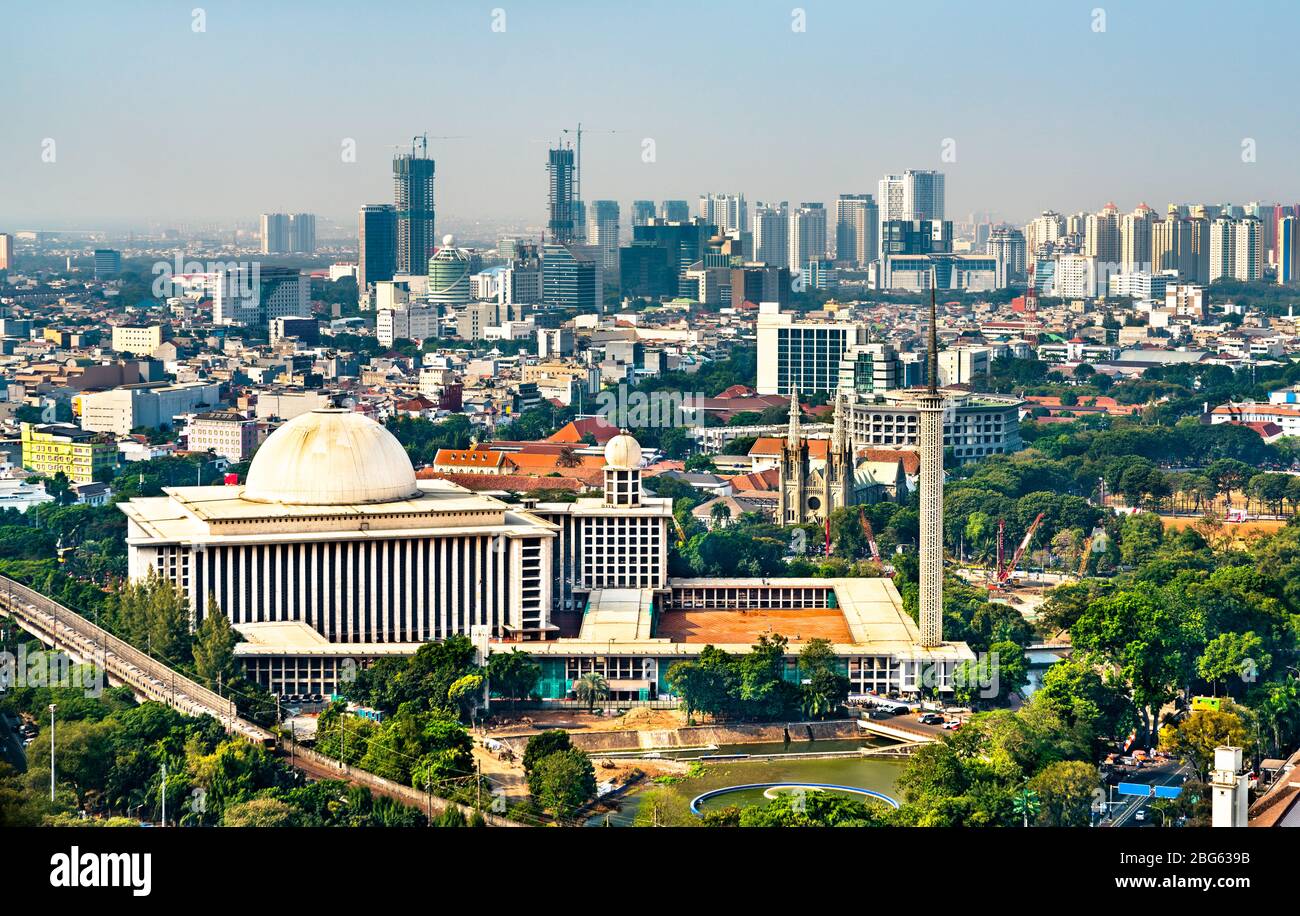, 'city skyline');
7,0,1300,230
